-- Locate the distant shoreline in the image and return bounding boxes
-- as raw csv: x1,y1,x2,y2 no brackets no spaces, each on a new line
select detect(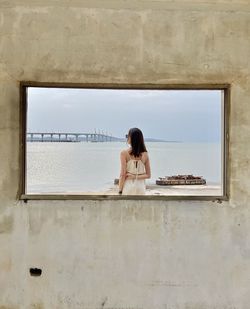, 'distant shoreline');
26,140,221,143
